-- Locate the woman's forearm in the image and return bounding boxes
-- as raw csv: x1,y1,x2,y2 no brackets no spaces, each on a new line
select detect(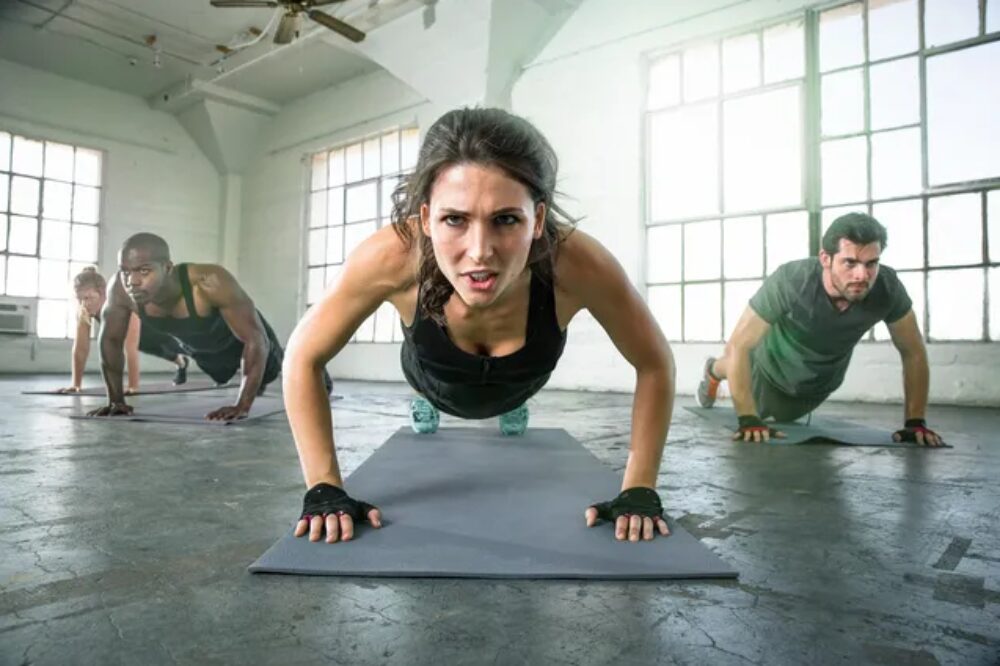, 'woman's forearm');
283,352,343,488
620,365,674,490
